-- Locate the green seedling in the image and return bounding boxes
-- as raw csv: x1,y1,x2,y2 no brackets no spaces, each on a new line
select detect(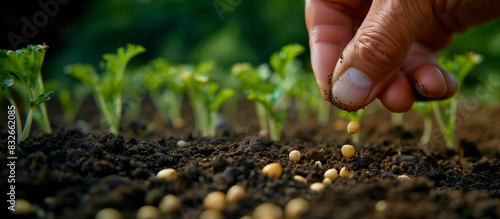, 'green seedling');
338,109,364,144
412,101,433,145
432,52,481,150
180,61,235,137
292,72,331,127
0,44,53,142
45,81,88,124
142,58,186,127
65,44,145,134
